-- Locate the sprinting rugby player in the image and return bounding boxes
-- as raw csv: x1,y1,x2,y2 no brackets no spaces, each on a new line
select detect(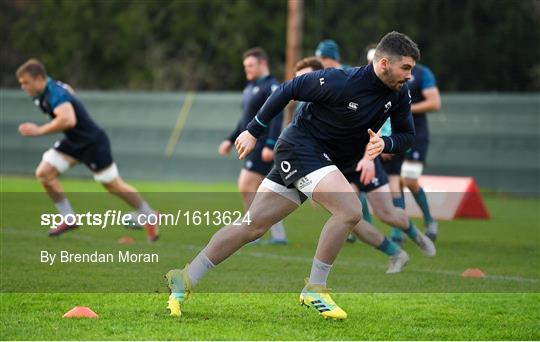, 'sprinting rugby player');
296,57,434,274
367,47,441,243
16,59,159,242
166,32,422,320
315,40,373,241
218,47,287,244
